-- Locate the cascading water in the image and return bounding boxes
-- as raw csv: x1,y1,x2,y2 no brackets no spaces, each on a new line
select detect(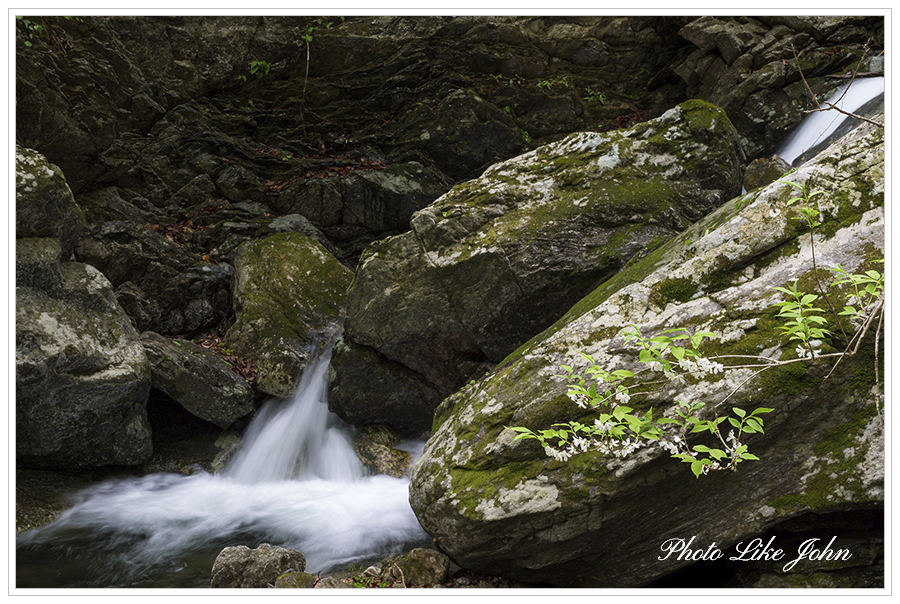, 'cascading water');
16,347,430,588
776,76,884,166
